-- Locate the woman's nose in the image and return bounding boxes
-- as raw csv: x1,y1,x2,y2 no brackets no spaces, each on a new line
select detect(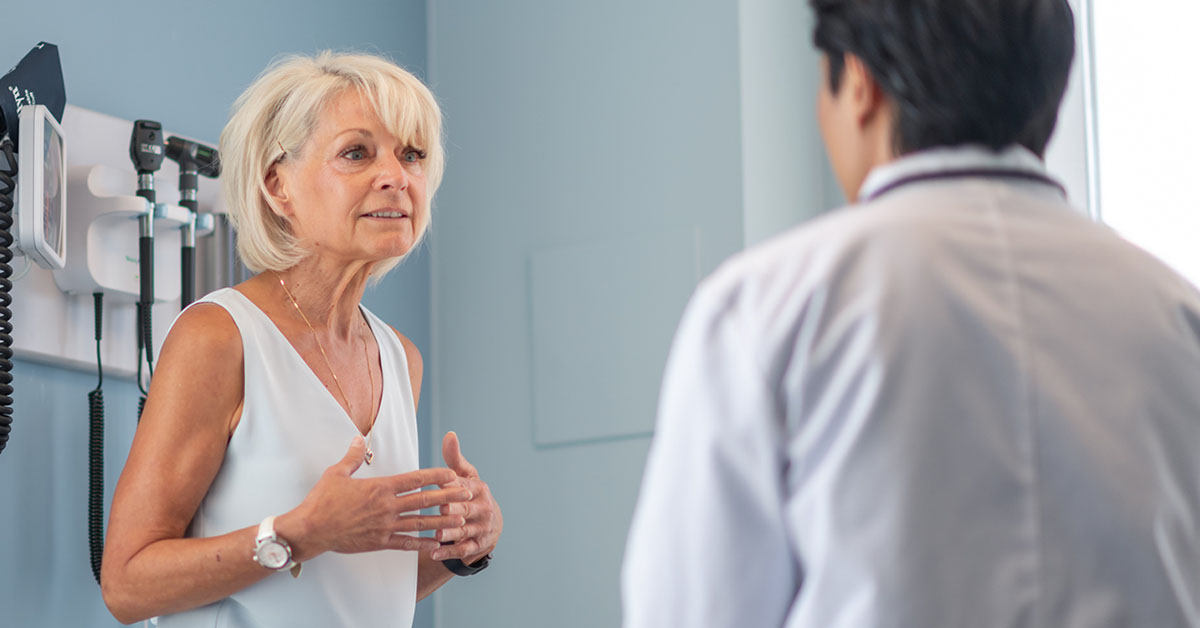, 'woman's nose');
376,151,409,192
